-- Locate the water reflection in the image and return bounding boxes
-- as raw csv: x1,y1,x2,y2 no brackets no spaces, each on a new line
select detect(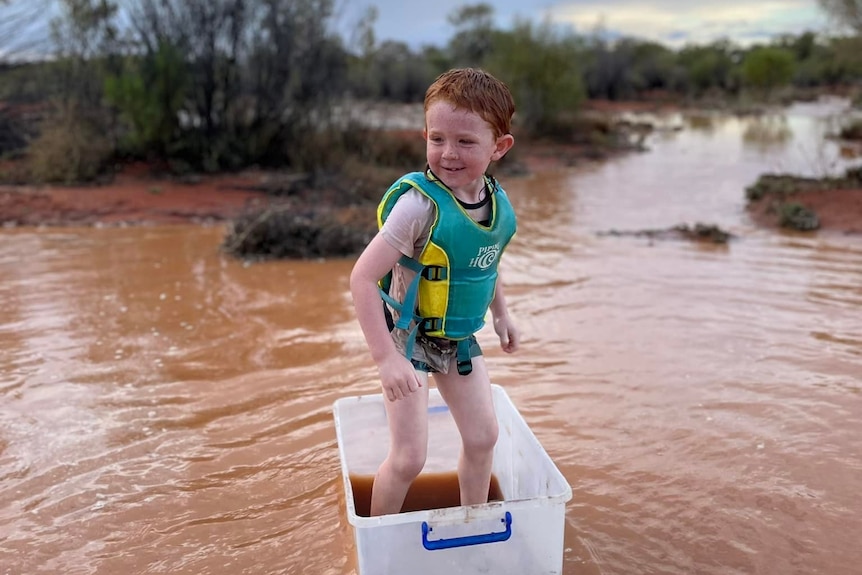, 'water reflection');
742,114,793,151
682,111,720,133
